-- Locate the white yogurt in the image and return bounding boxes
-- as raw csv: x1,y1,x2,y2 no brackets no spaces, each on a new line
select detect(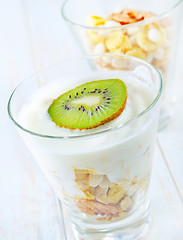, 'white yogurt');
18,70,158,198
